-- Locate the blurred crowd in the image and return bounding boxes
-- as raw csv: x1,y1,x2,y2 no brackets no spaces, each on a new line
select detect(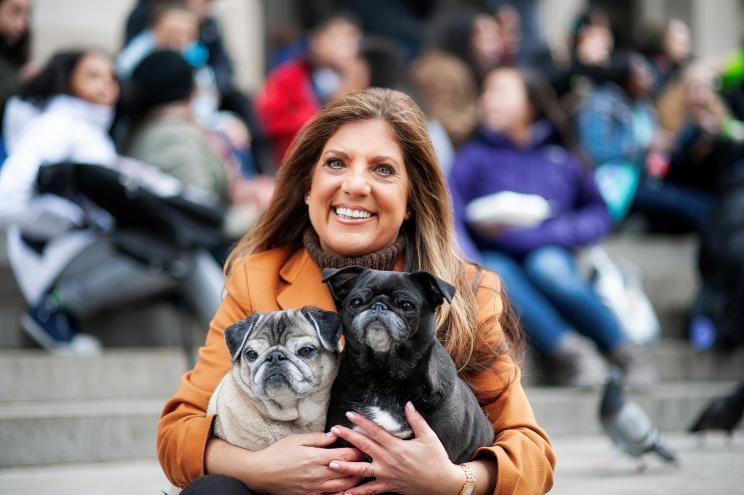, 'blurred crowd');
1,0,743,386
